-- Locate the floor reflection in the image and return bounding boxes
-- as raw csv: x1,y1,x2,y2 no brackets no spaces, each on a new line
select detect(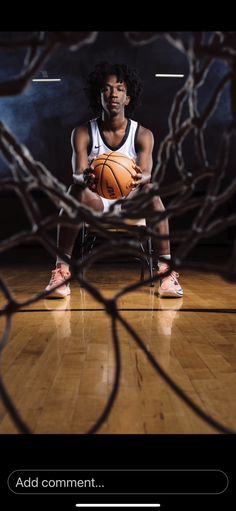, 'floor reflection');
44,295,71,360
143,289,184,371
157,297,183,336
